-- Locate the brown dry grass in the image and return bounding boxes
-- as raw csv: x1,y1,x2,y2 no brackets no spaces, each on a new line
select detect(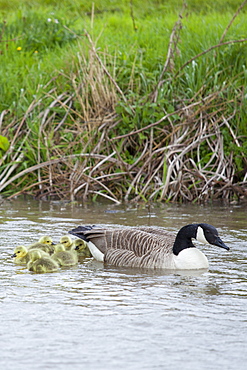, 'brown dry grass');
1,5,247,203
